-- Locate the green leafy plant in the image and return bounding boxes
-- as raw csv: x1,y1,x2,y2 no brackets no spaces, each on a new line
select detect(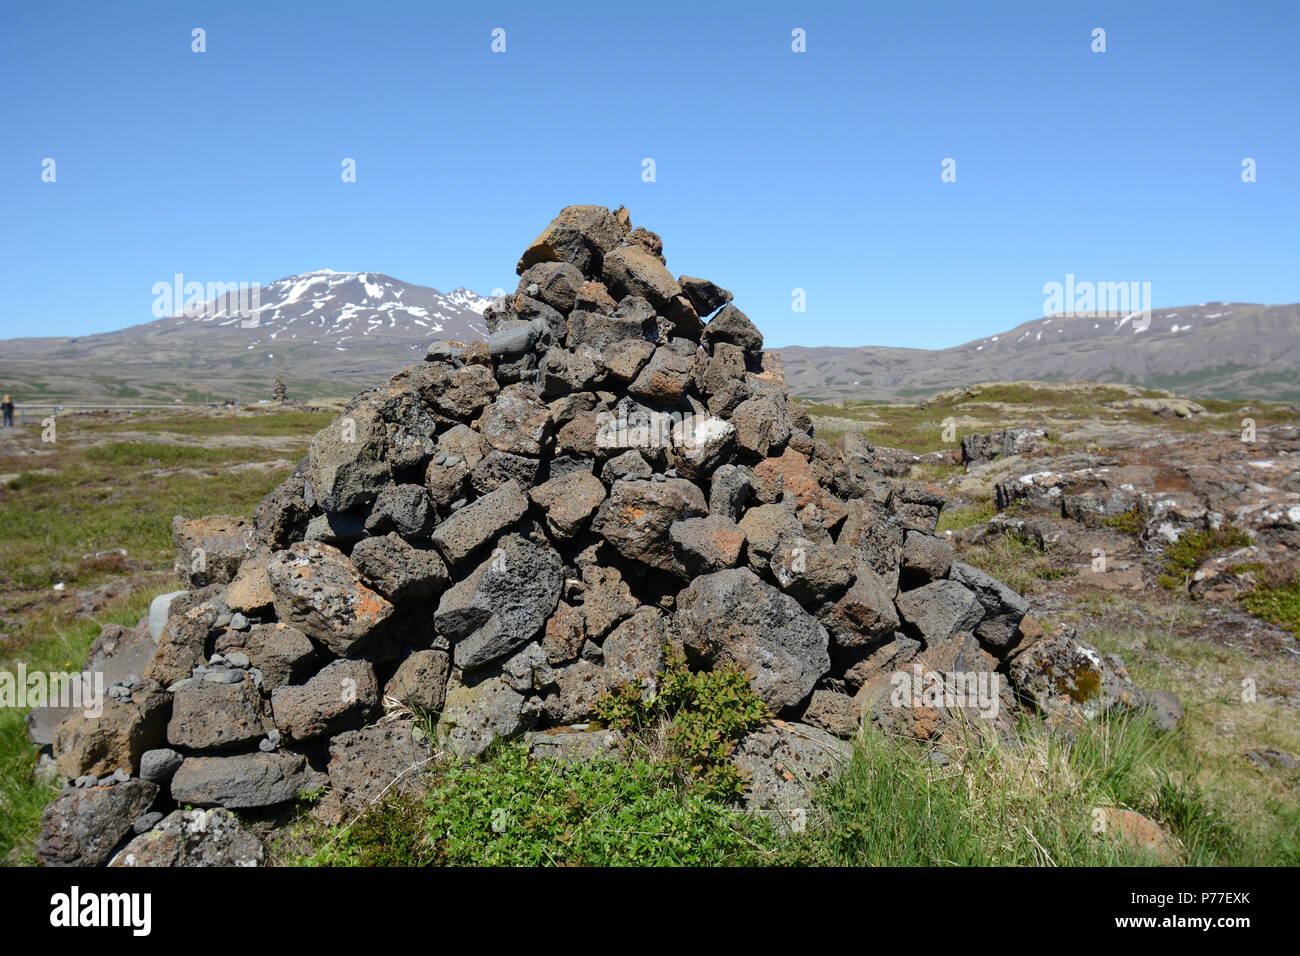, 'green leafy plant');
595,646,770,801
300,748,778,867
